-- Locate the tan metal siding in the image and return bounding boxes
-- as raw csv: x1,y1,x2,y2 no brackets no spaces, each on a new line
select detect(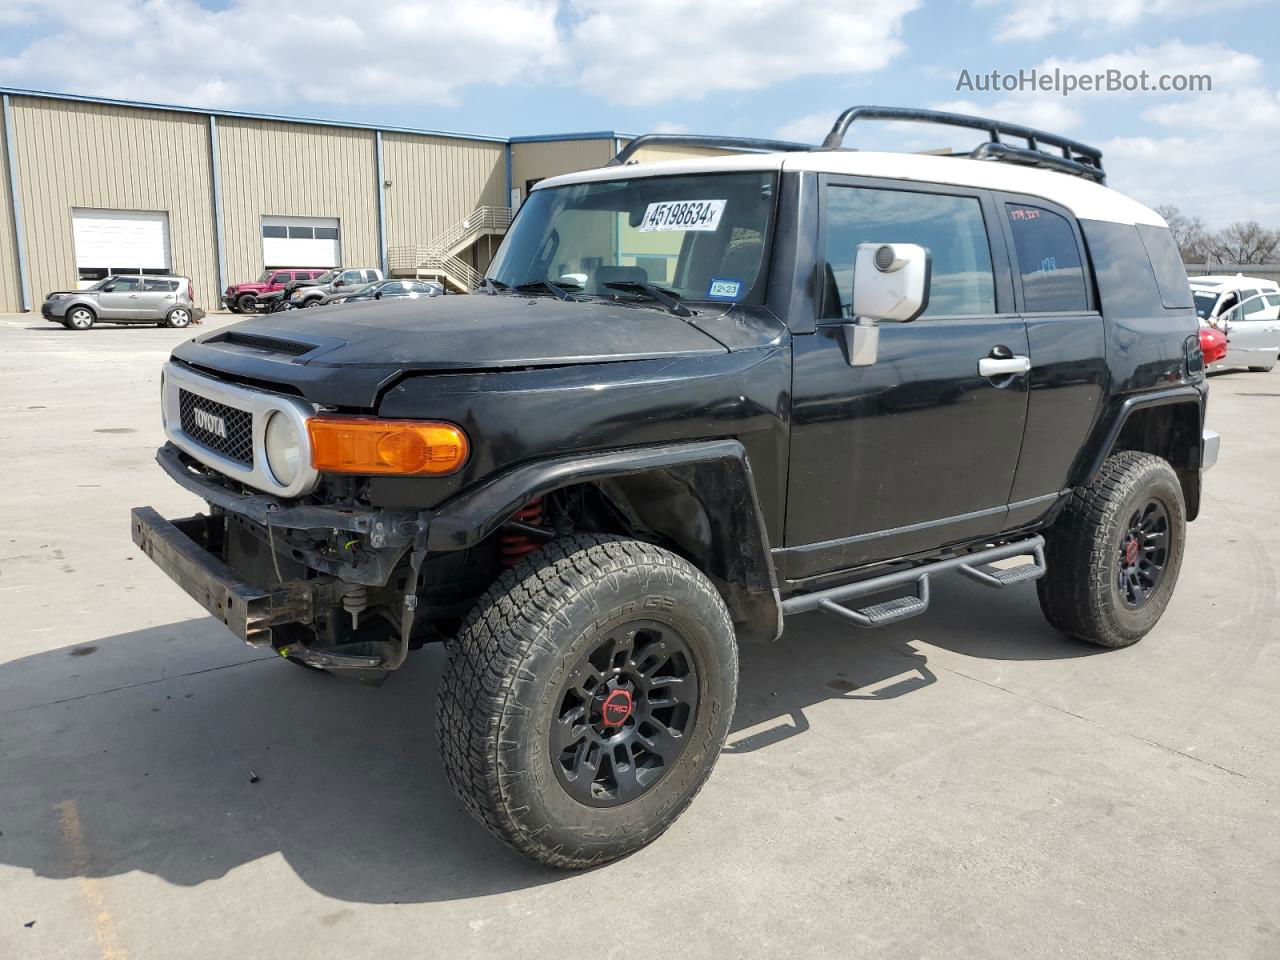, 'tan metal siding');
10,96,218,307
0,104,22,311
623,143,732,164
216,118,379,283
381,133,505,249
511,139,615,198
